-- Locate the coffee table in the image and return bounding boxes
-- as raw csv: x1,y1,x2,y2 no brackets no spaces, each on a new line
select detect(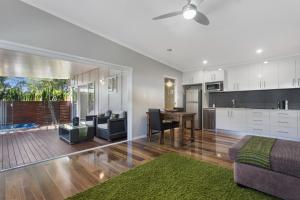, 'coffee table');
59,123,94,144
